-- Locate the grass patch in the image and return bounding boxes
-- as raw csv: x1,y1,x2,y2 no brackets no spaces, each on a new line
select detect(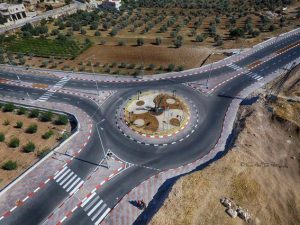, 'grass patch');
5,38,83,59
